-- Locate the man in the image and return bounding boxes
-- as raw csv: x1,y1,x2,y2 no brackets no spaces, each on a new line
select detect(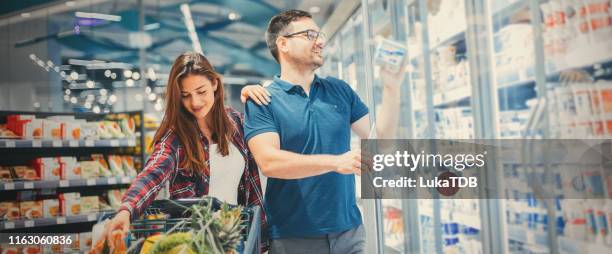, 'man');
244,10,403,254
